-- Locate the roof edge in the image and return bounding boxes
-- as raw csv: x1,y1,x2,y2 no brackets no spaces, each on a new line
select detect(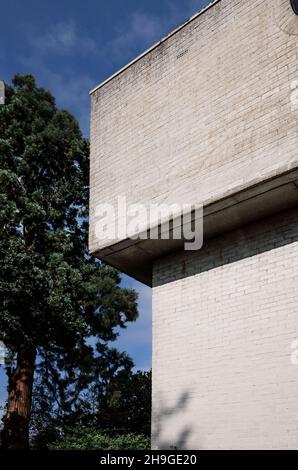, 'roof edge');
89,0,221,95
